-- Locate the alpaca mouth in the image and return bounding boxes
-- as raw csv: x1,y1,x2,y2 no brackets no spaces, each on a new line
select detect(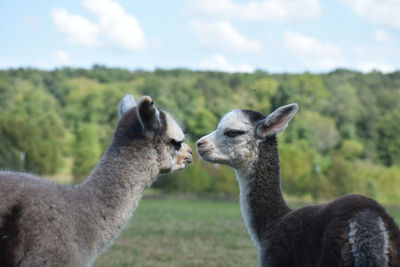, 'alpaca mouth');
198,147,210,153
197,148,212,158
197,148,227,164
185,156,193,165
